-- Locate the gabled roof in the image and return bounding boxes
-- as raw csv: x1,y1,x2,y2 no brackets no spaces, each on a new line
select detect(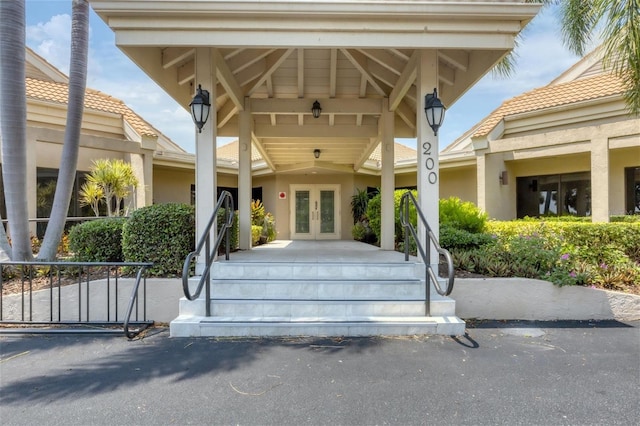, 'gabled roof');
25,46,186,153
472,71,626,138
26,77,158,138
442,45,628,157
